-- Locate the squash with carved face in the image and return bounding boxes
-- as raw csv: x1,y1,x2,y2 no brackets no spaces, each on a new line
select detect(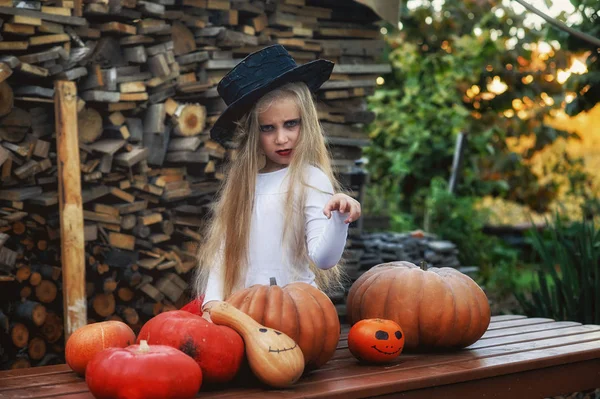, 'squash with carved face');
208,301,304,388
348,319,404,363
